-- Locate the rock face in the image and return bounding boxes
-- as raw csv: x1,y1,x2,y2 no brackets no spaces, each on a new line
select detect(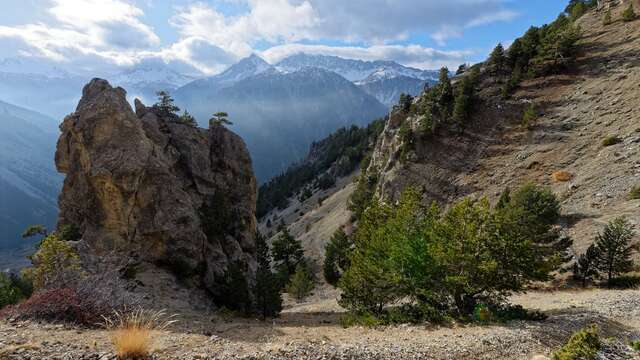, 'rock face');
55,79,257,297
